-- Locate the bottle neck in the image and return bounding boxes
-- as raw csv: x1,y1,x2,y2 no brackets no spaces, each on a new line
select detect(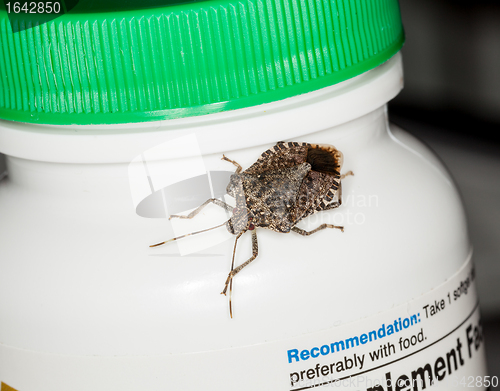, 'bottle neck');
4,107,389,197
